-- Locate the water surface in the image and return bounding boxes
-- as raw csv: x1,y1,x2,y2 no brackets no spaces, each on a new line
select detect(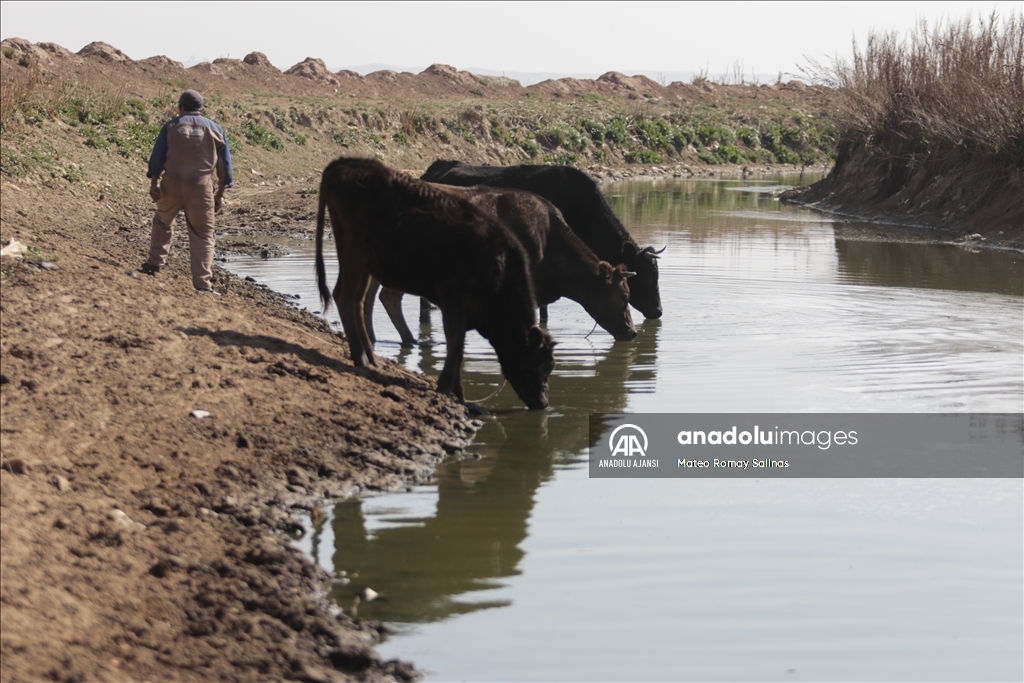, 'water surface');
225,175,1023,681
